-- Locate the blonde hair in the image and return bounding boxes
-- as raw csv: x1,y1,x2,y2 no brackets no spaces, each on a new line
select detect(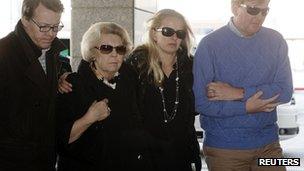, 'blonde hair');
144,9,194,86
81,22,132,62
